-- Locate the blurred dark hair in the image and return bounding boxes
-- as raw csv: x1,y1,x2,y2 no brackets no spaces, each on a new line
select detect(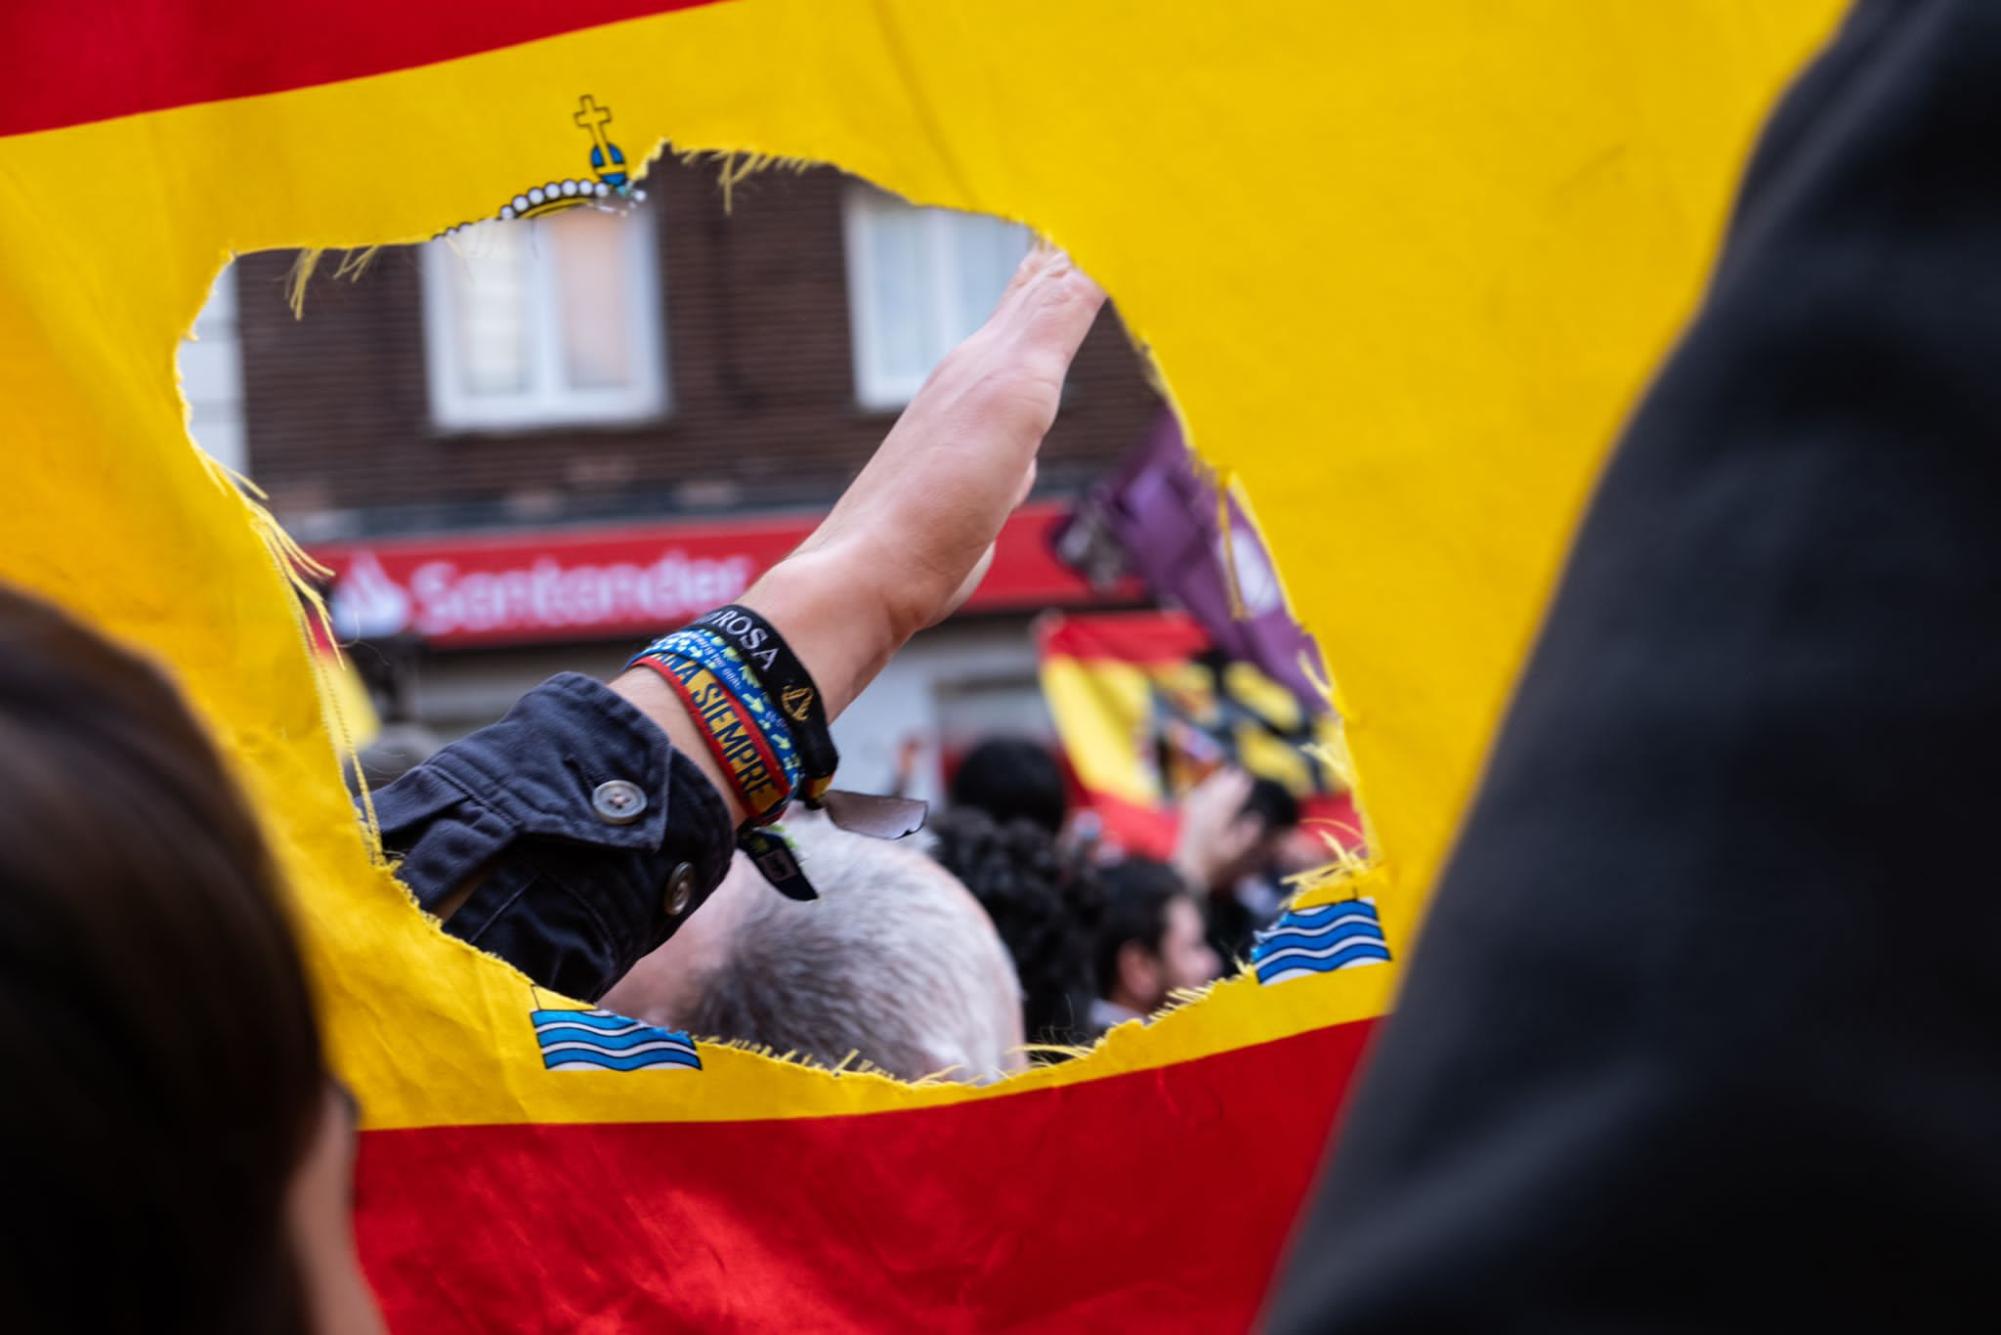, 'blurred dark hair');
926,807,1103,1050
1094,858,1191,996
1242,776,1302,833
947,737,1068,835
0,585,322,1334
